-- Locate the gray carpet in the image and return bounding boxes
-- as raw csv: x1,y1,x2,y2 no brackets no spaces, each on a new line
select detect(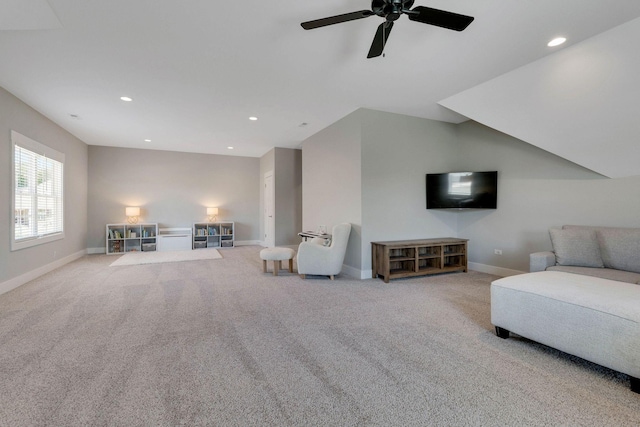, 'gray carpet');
1,246,639,426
